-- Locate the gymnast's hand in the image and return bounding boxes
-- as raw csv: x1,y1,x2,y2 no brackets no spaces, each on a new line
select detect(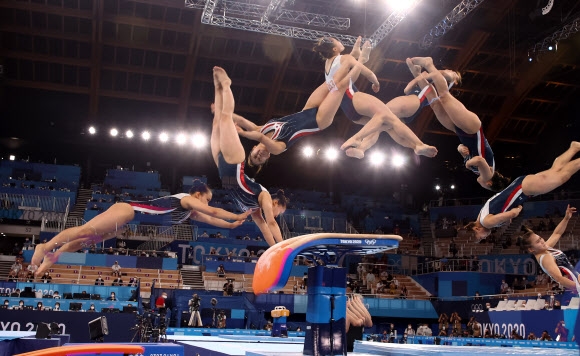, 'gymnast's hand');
237,209,253,221
237,128,262,142
457,144,470,157
510,205,523,218
210,103,215,114
565,204,577,219
230,219,246,228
